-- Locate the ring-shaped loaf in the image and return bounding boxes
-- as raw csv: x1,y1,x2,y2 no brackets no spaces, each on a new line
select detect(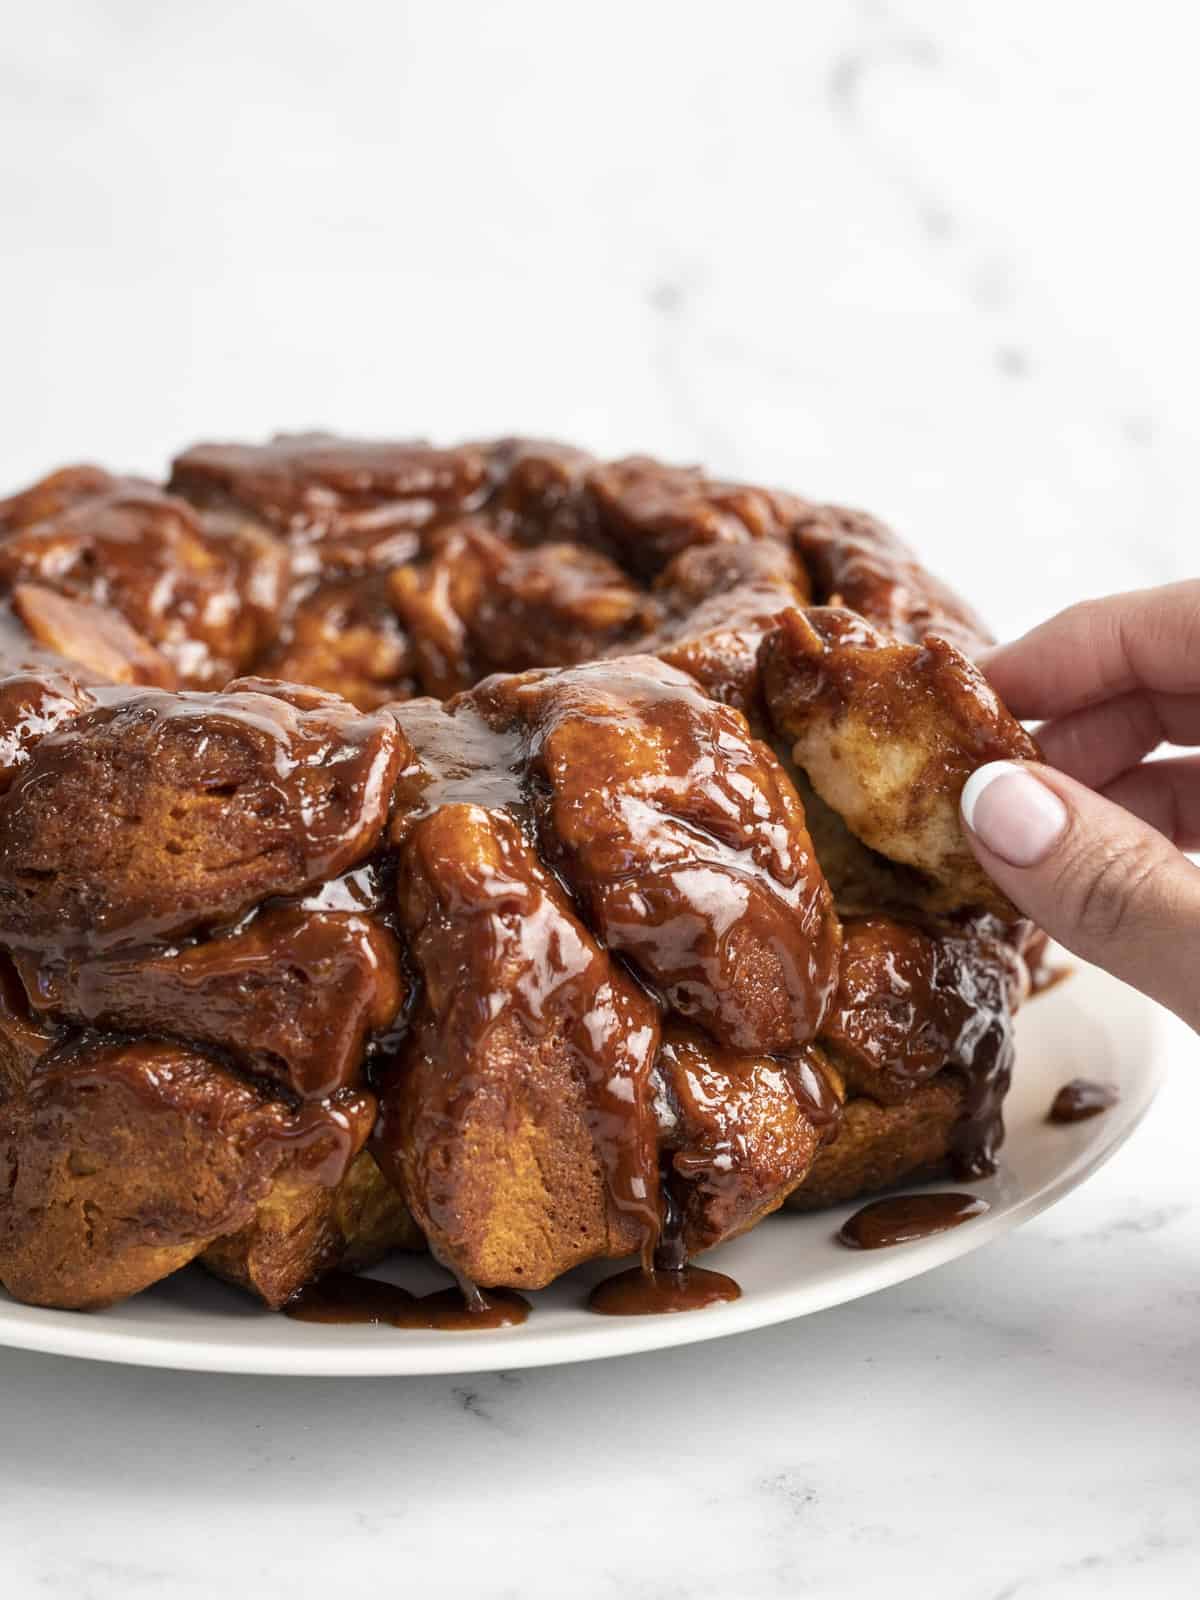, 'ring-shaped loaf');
0,436,1039,1311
